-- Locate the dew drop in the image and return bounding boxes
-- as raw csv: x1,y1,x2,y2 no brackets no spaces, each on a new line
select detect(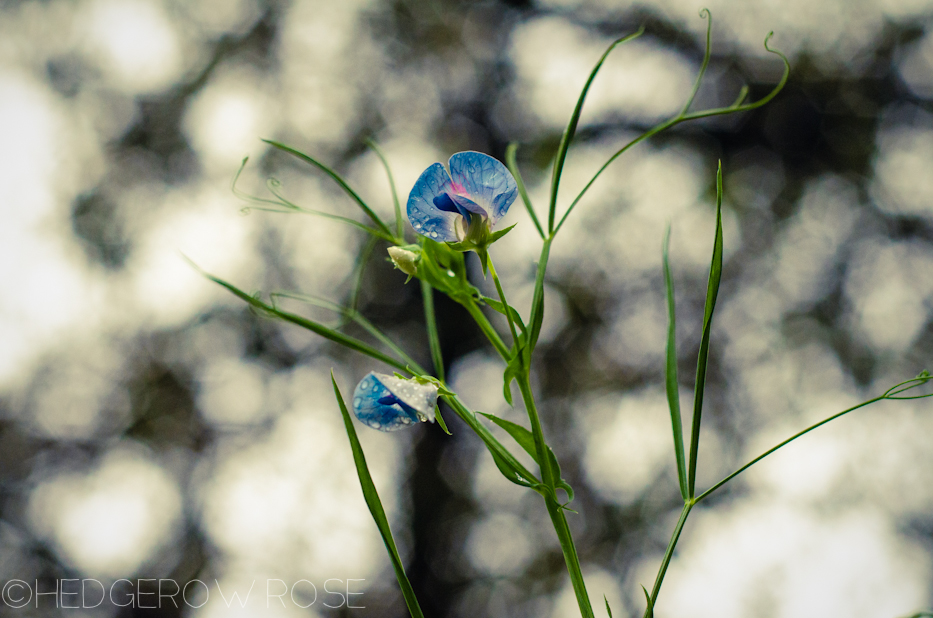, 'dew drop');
353,397,362,407
430,231,438,238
